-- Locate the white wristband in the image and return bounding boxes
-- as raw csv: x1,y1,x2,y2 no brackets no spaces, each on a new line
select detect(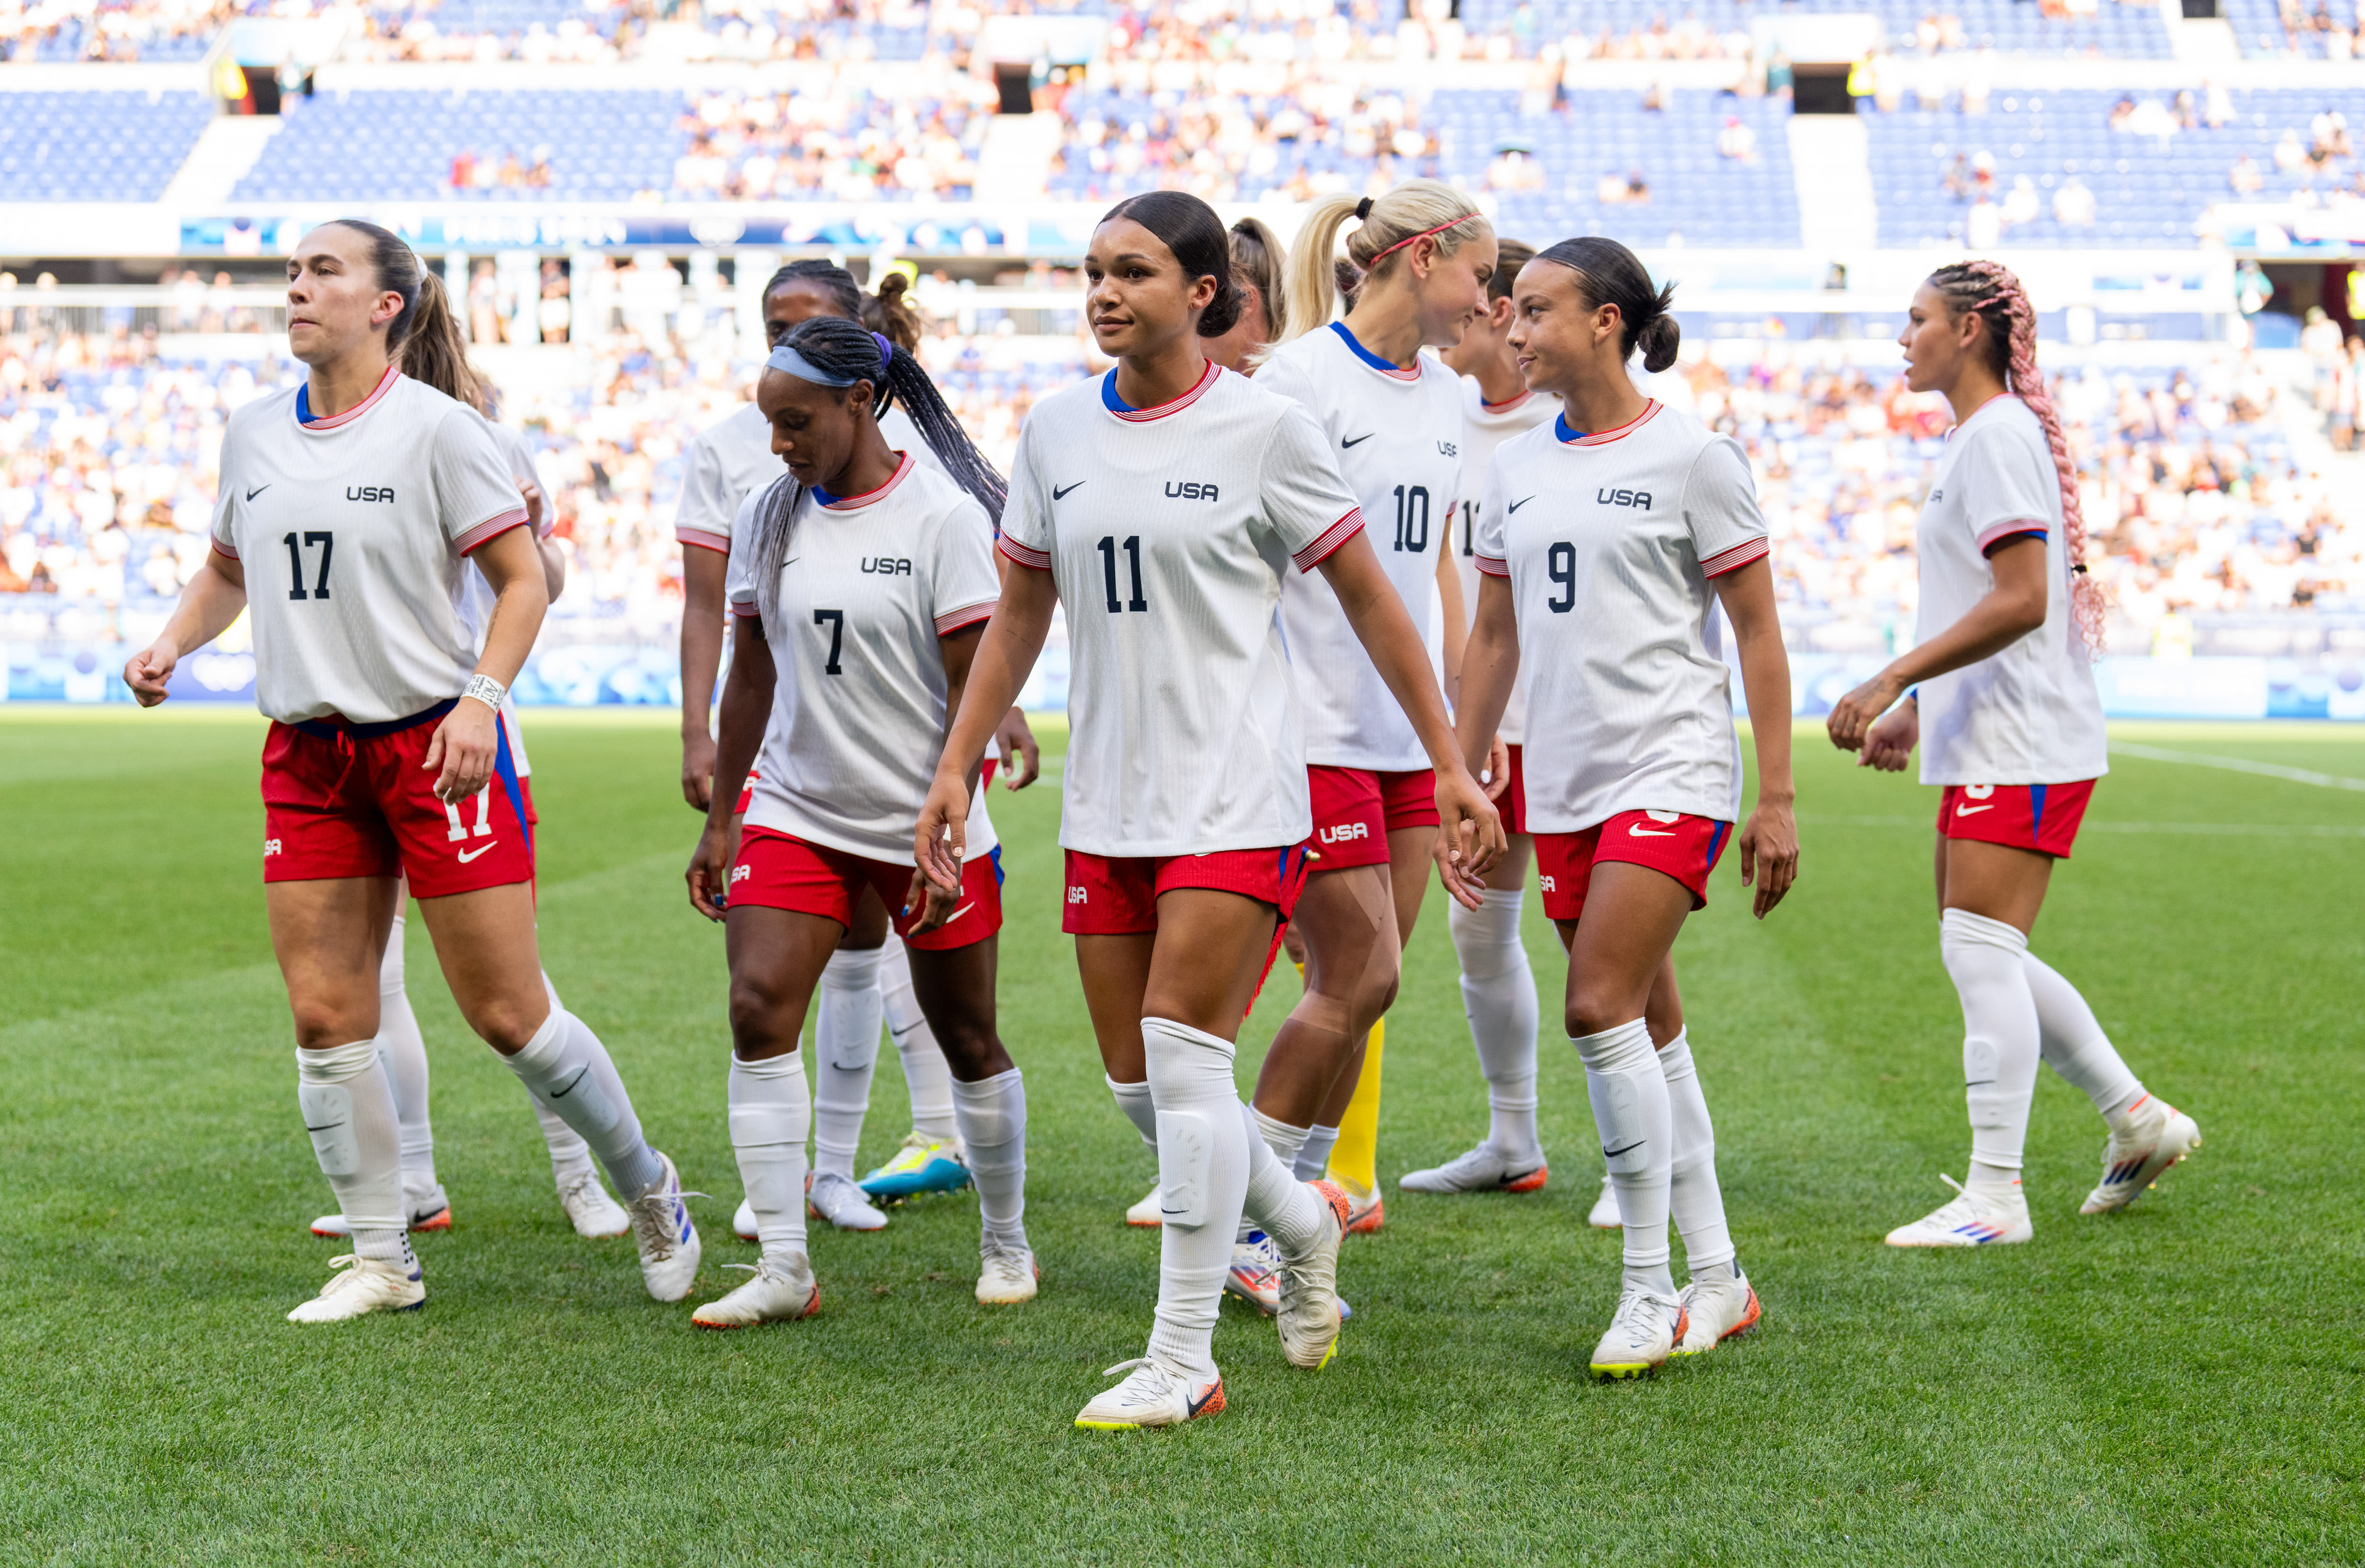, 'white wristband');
462,673,506,712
